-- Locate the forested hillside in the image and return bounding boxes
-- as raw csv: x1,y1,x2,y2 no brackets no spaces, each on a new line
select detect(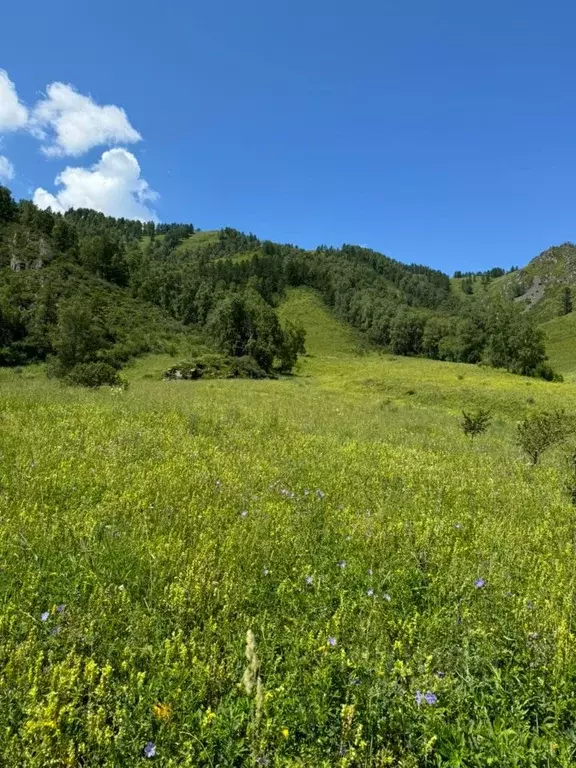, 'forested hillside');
0,185,555,383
